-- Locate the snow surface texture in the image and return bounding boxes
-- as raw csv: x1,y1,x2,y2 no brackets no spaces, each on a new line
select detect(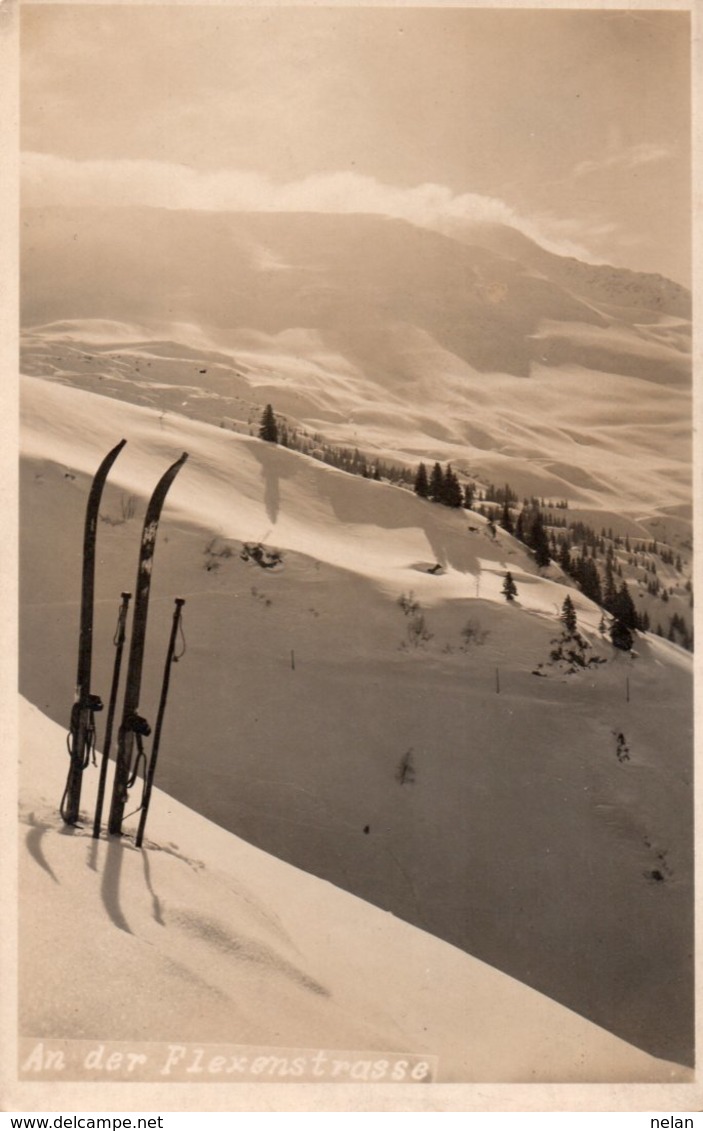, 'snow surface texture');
19,374,693,1074
19,698,689,1084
